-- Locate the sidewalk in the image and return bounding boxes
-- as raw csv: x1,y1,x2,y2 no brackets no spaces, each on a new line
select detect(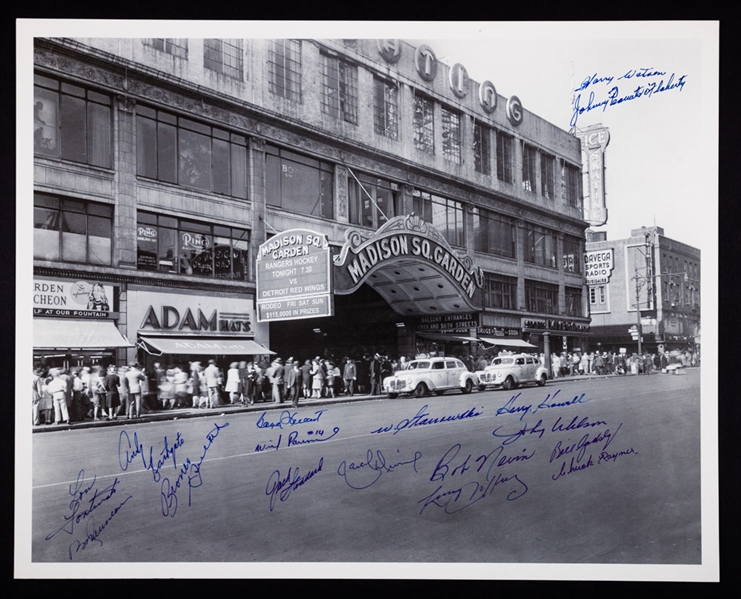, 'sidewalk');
32,367,697,434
